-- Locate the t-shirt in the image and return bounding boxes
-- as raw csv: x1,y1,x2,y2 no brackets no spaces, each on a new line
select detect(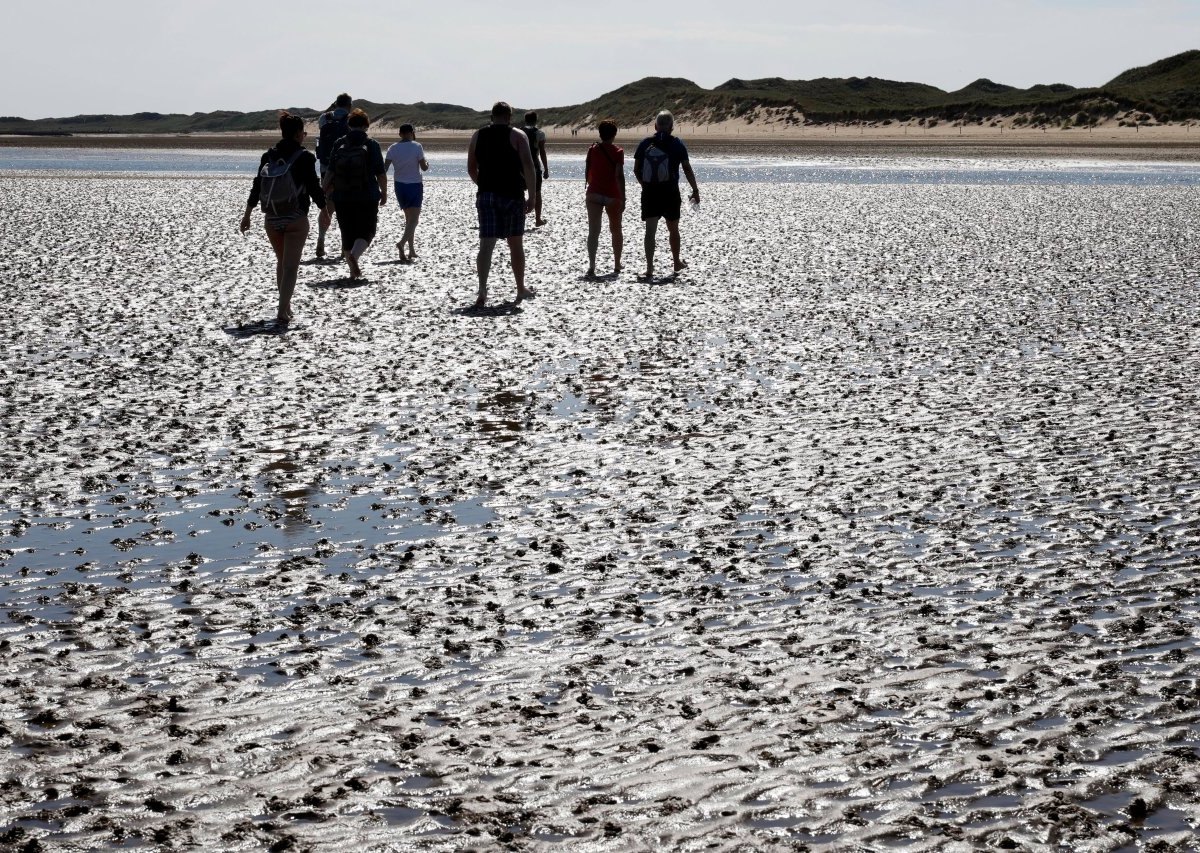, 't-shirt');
522,125,546,173
585,143,624,198
633,132,689,183
385,140,426,184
